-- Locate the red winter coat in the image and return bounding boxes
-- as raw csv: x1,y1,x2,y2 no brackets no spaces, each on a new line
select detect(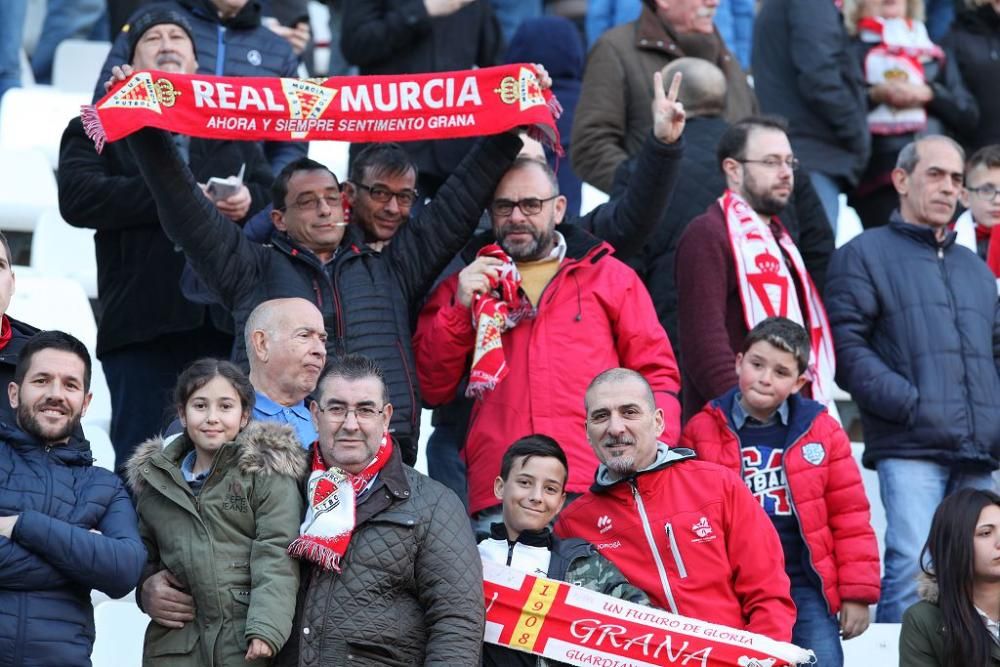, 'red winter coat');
414,226,681,515
554,447,796,641
680,389,881,614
